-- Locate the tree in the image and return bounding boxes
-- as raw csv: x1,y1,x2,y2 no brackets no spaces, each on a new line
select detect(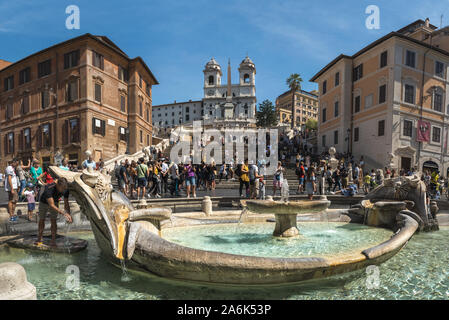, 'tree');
305,118,317,131
256,99,278,128
286,74,303,129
